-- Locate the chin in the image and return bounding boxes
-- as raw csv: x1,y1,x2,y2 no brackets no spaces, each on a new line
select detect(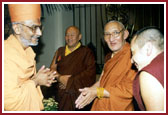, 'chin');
30,42,38,46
